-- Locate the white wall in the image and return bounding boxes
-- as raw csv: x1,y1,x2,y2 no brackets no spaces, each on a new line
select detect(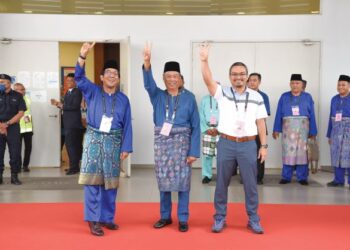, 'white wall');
0,0,349,167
